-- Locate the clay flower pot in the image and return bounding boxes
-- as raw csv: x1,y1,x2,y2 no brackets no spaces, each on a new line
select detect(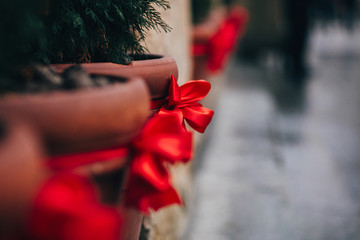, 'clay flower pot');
0,116,47,237
51,55,178,99
0,76,150,155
